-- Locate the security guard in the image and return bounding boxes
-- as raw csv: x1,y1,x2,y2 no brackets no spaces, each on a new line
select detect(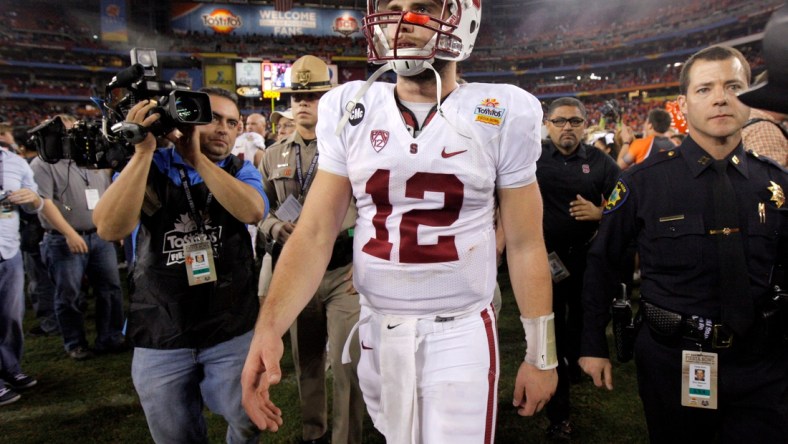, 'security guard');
258,55,364,444
580,45,787,442
537,97,620,439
